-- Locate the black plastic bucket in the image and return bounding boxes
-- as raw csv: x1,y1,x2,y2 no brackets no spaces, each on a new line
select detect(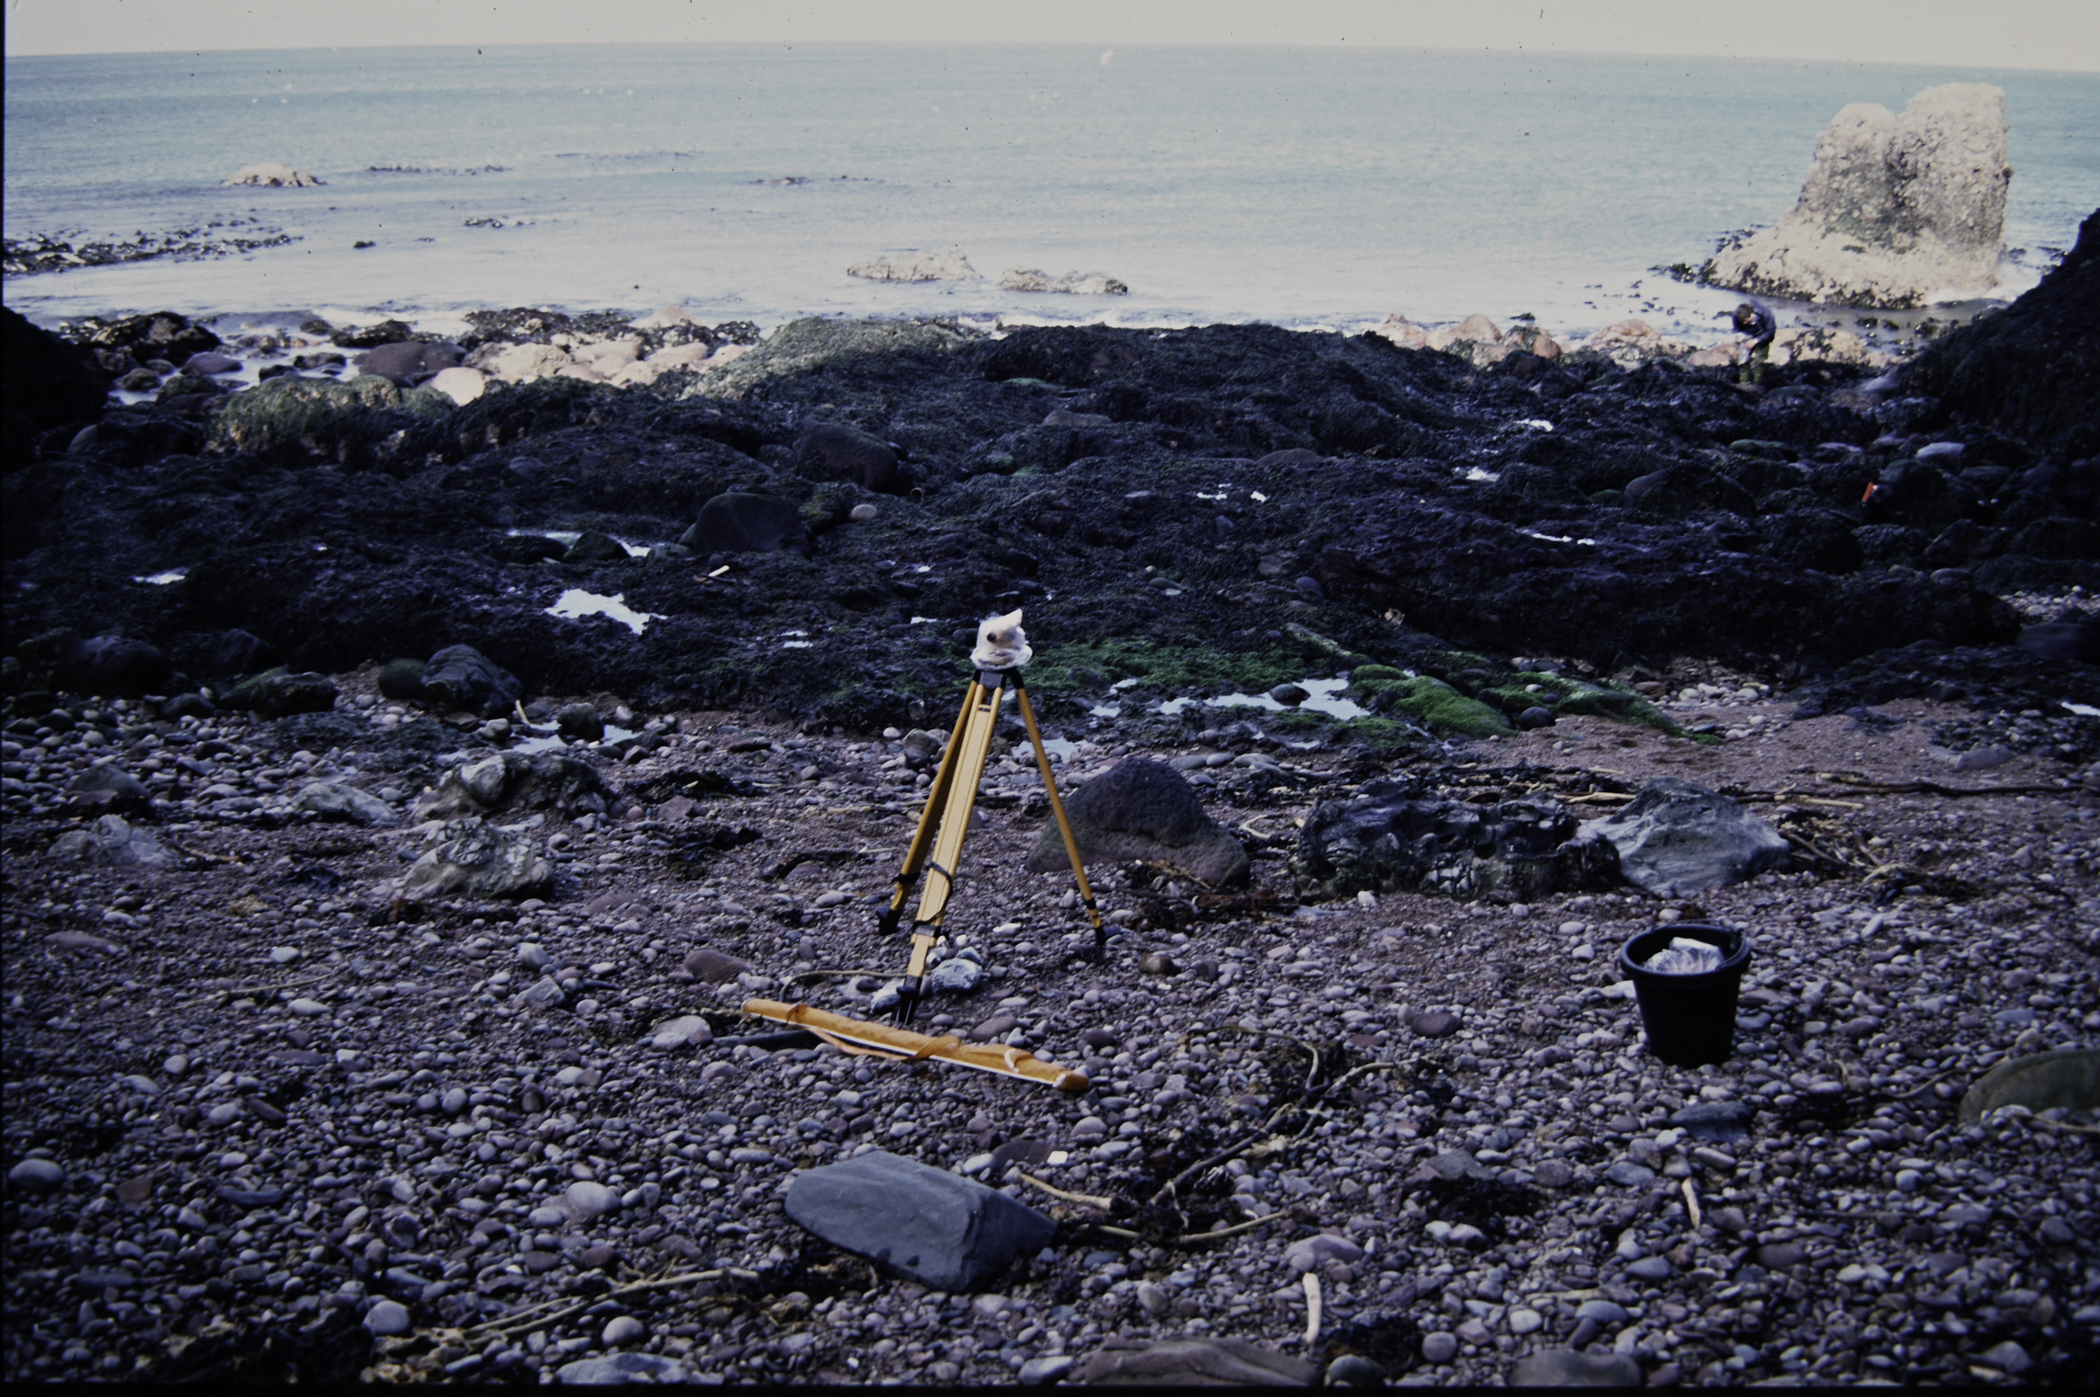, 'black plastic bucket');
1617,923,1751,1068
